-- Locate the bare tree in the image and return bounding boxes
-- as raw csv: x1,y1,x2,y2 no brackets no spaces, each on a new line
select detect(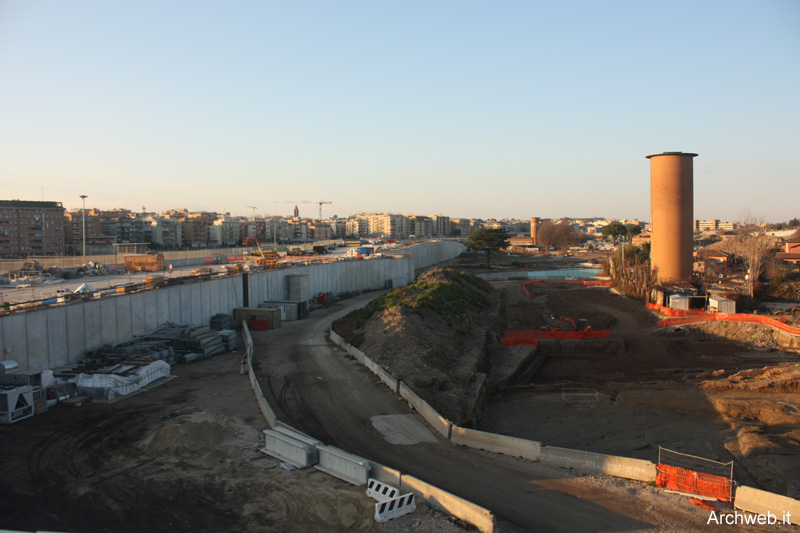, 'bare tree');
729,212,776,298
537,221,556,253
